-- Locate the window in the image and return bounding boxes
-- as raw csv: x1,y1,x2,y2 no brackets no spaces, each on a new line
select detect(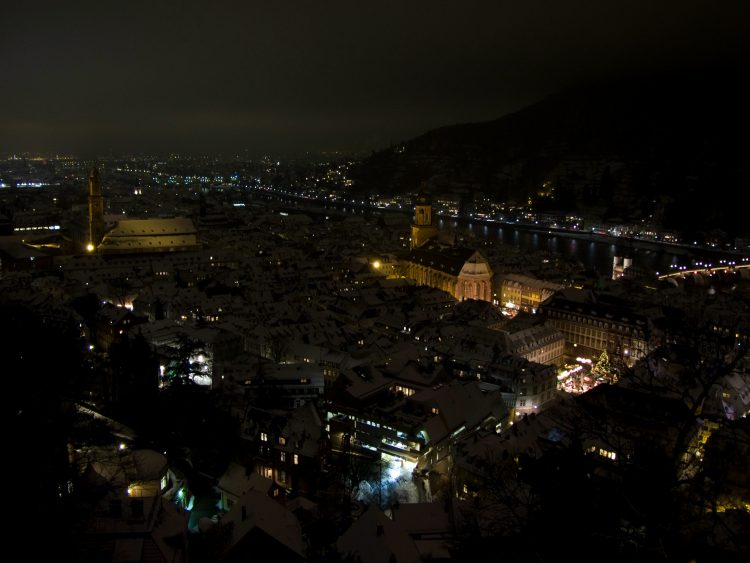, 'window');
293,454,299,465
280,452,286,462
279,436,286,445
260,432,268,442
